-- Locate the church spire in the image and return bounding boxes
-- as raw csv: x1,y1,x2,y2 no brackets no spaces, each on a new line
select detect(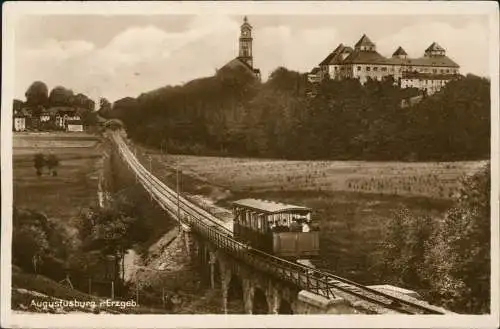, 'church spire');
239,16,253,68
